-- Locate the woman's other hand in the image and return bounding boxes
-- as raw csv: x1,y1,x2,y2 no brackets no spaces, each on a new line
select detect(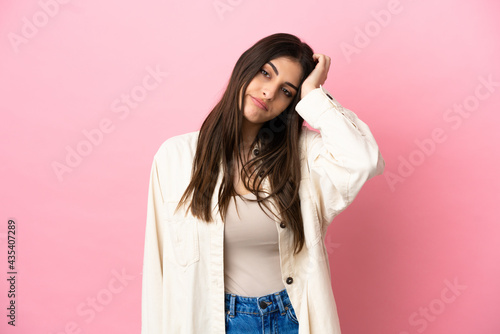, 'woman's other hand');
300,54,331,100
